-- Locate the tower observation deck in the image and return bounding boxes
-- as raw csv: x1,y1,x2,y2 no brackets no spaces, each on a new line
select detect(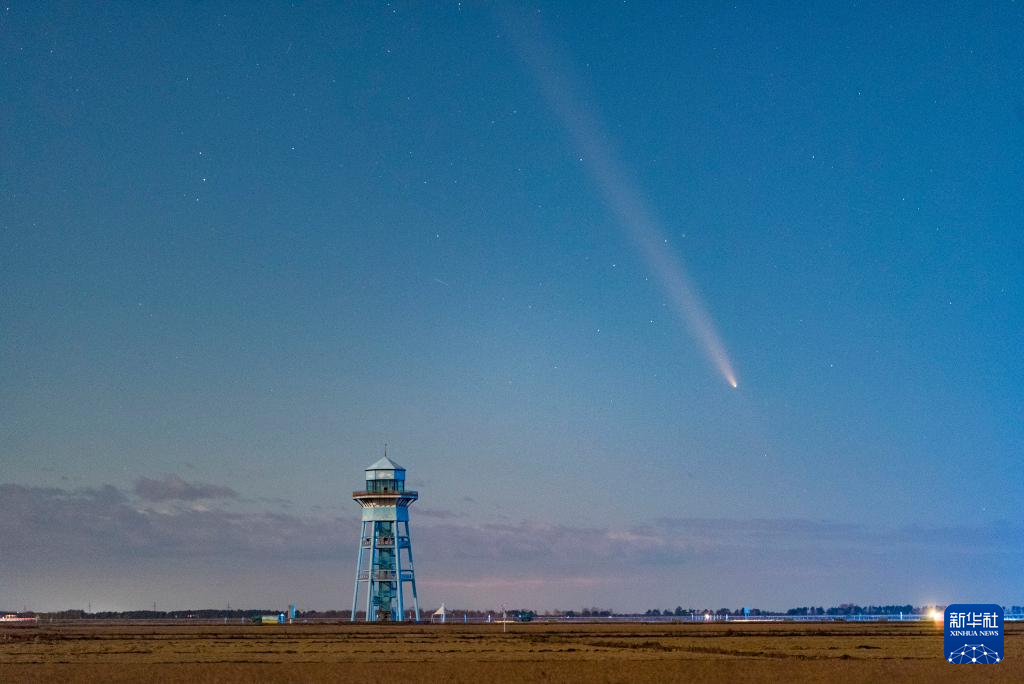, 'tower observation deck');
351,454,420,622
